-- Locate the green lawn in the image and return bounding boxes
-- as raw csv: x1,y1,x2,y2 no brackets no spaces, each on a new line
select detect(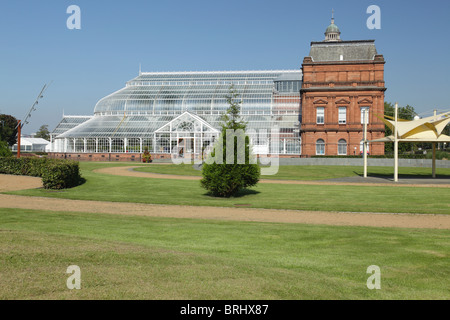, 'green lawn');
134,163,450,181
0,208,448,299
7,162,450,215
